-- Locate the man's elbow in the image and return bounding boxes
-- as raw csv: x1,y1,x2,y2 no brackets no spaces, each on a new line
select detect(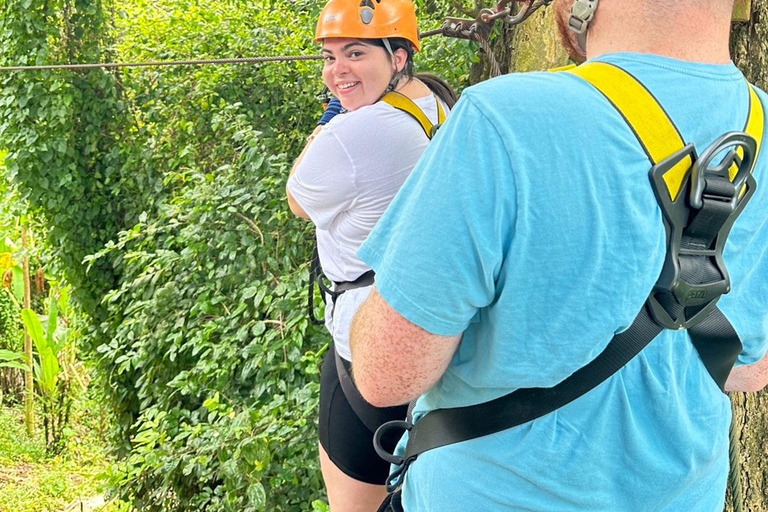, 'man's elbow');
354,371,411,408
725,358,768,393
725,375,768,393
